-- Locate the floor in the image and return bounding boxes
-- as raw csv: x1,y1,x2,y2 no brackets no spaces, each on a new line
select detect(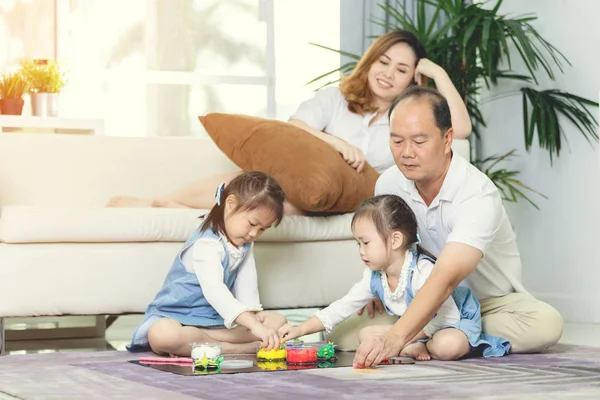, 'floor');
3,315,600,355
